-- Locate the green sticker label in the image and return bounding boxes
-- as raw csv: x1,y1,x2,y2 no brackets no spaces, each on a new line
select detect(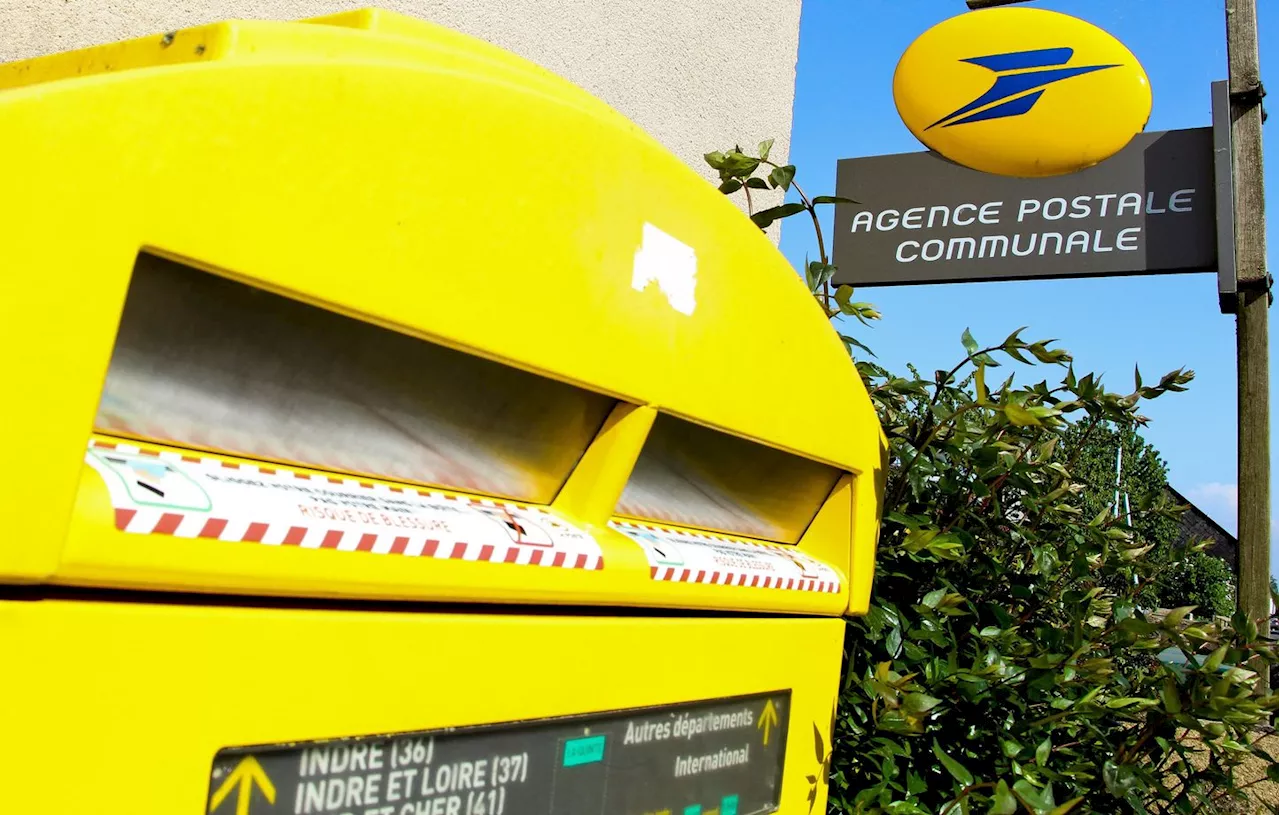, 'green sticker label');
562,734,607,767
